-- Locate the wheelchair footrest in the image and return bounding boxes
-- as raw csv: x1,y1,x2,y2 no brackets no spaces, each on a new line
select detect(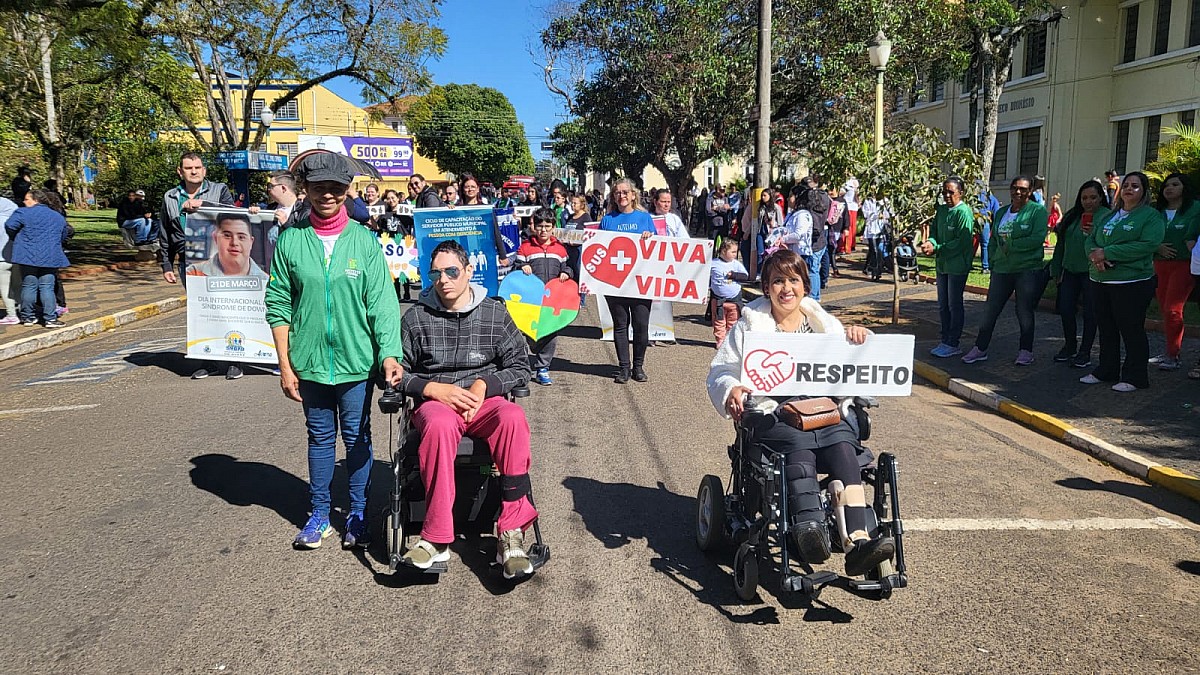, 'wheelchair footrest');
528,543,551,570
782,570,839,597
395,559,449,575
